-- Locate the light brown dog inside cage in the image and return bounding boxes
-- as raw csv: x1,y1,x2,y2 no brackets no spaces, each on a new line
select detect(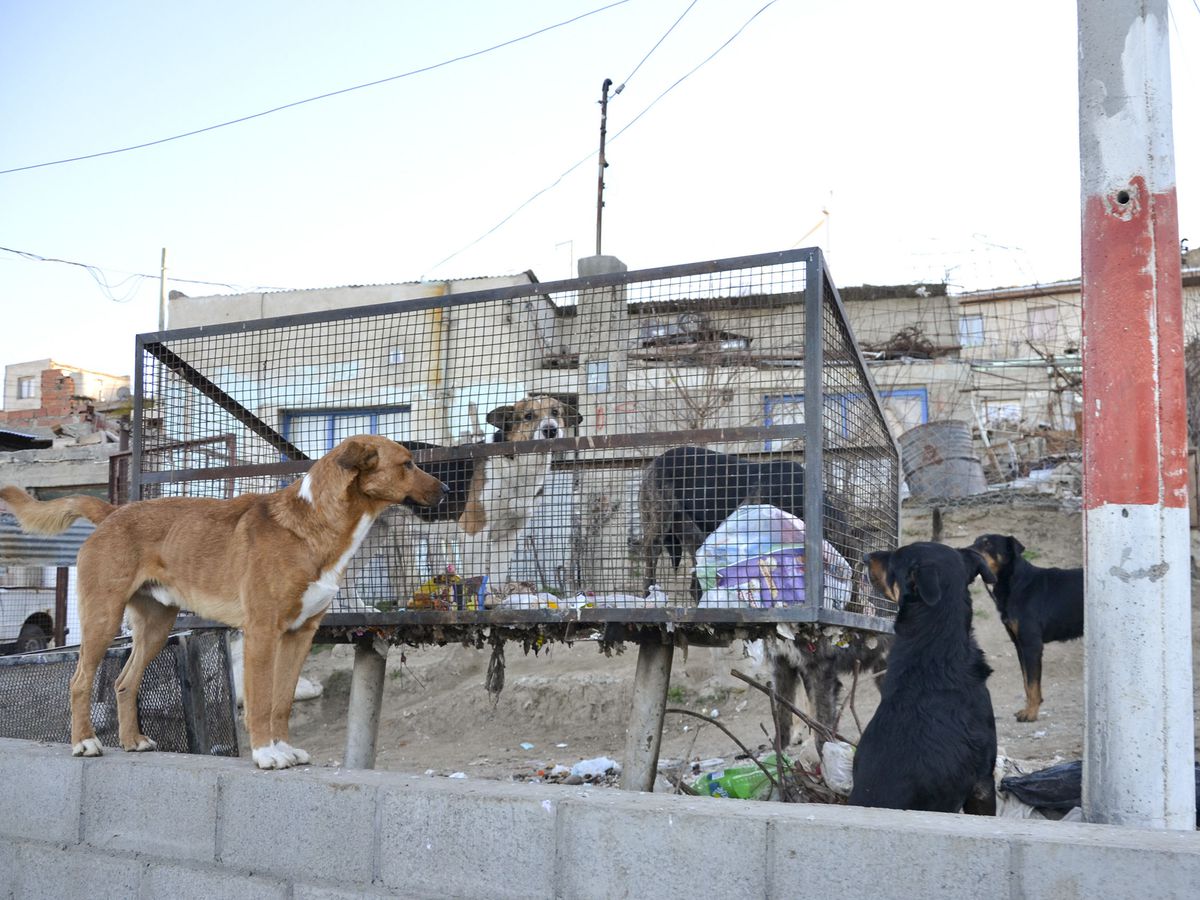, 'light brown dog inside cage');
0,435,446,769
